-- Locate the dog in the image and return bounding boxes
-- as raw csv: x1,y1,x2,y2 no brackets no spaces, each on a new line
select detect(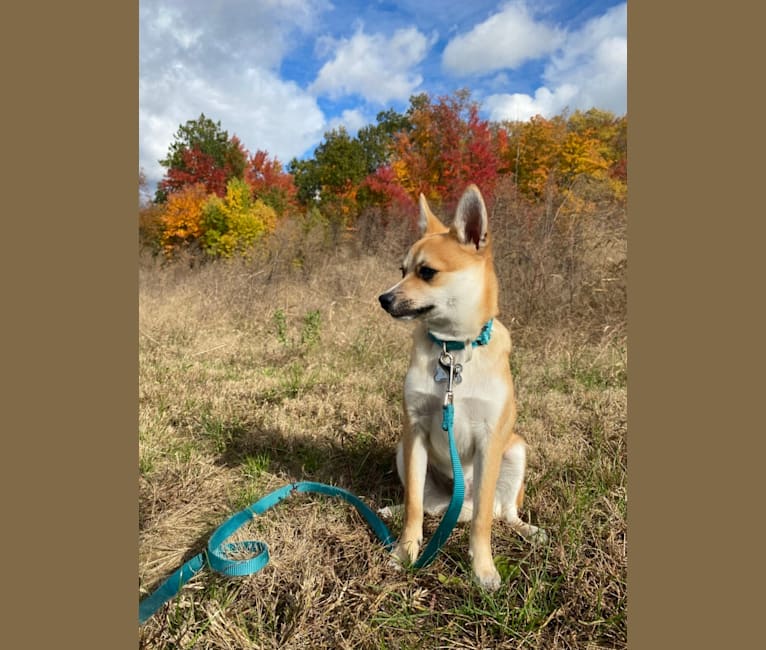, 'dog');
378,184,546,590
